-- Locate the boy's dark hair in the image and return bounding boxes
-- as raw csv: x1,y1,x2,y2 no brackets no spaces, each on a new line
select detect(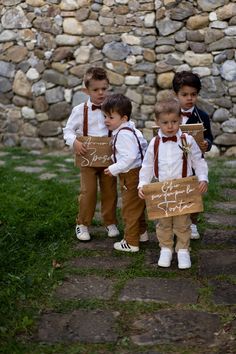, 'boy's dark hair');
83,67,109,88
154,98,181,121
172,71,201,93
101,93,132,120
